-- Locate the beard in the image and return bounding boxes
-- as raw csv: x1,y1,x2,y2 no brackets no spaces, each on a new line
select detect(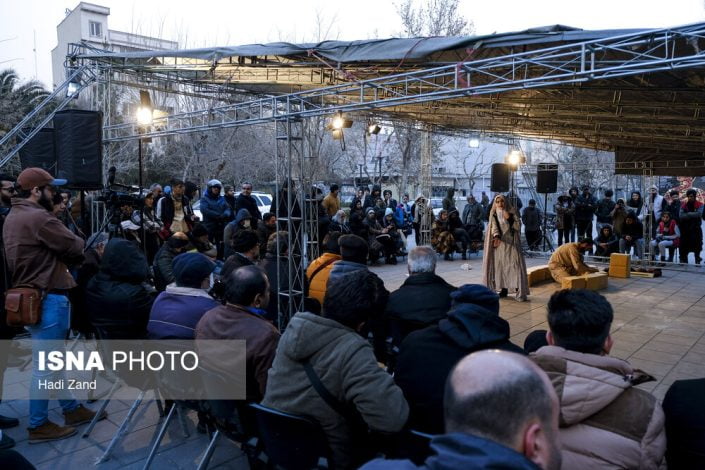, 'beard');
1,194,11,205
38,192,54,212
